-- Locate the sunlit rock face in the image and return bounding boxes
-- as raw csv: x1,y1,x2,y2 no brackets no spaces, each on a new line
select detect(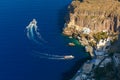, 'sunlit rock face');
63,0,120,36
